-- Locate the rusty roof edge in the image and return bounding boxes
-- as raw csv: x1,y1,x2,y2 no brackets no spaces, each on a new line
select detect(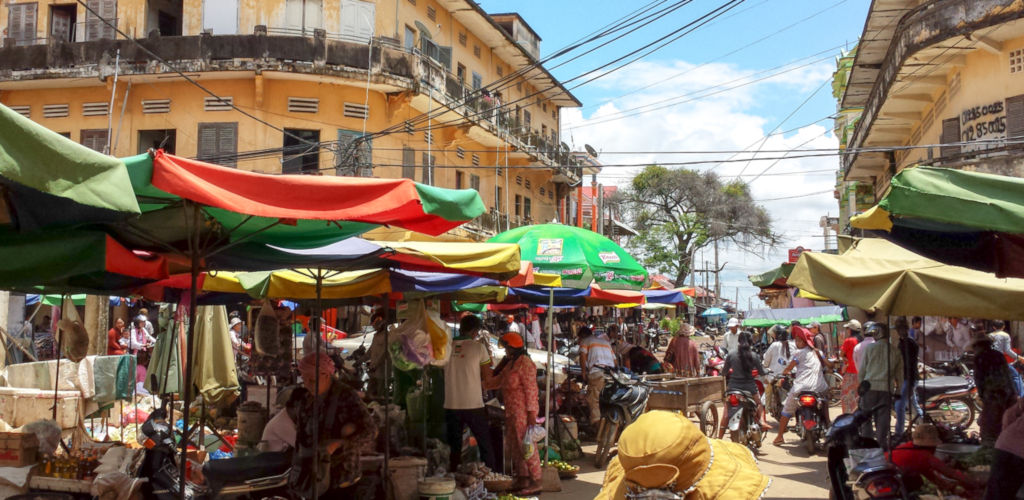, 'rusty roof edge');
839,0,917,109
456,0,582,108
